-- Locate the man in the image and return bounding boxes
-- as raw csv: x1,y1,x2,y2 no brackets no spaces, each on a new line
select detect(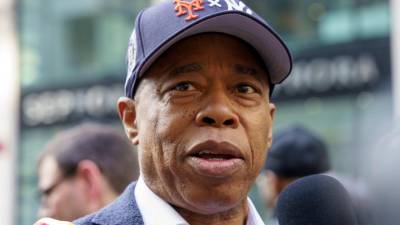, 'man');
35,0,292,224
37,123,139,221
258,125,374,225
257,125,331,225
